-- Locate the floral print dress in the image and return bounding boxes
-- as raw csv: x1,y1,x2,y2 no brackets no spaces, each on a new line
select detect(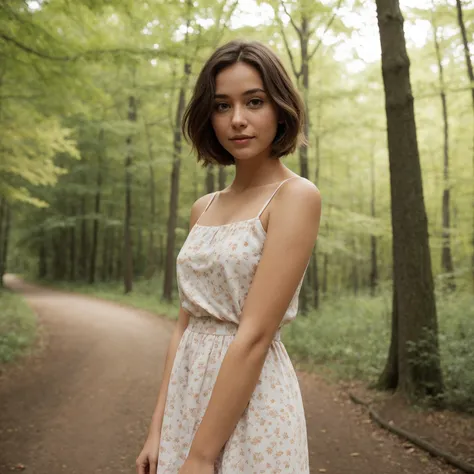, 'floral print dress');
157,177,310,474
